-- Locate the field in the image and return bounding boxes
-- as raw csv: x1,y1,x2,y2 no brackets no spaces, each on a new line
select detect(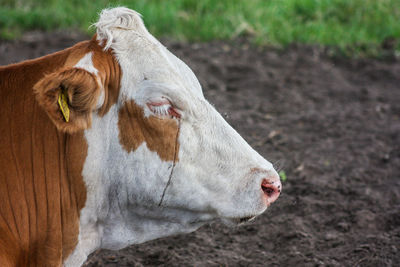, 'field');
1,1,400,266
1,30,399,266
1,0,400,56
